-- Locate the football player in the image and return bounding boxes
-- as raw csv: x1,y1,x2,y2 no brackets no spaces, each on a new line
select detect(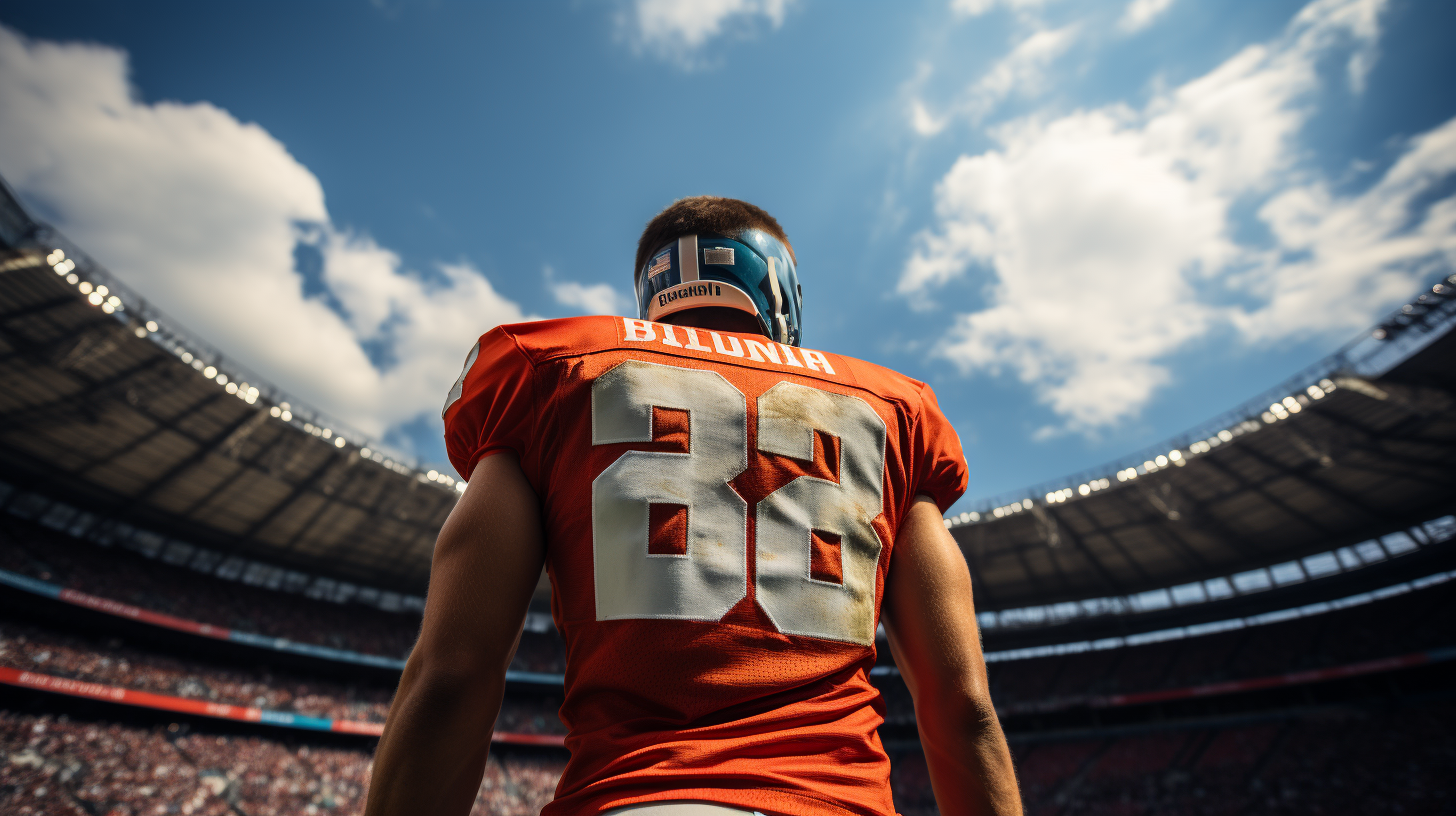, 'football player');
365,197,1021,816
